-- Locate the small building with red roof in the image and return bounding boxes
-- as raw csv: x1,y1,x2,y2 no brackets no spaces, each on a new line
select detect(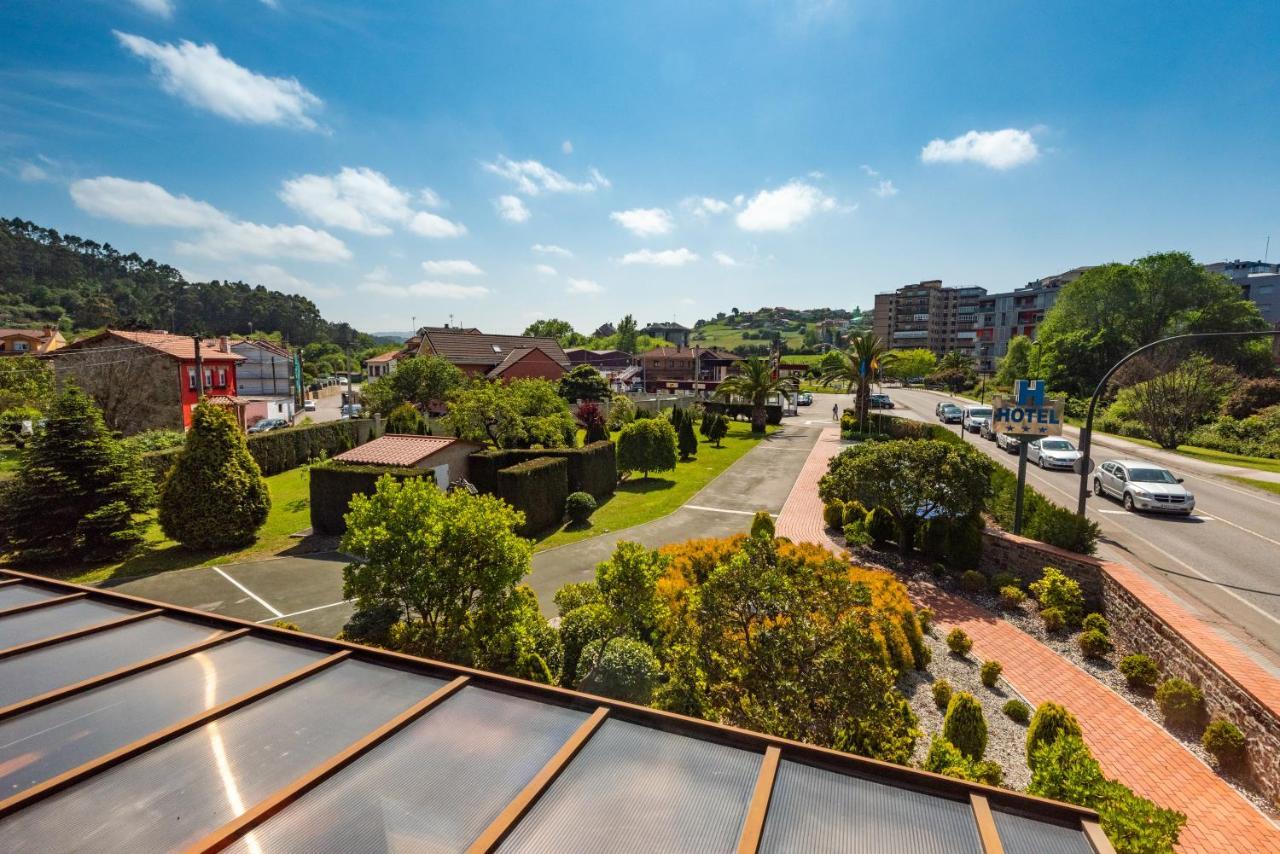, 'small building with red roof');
332,434,481,488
